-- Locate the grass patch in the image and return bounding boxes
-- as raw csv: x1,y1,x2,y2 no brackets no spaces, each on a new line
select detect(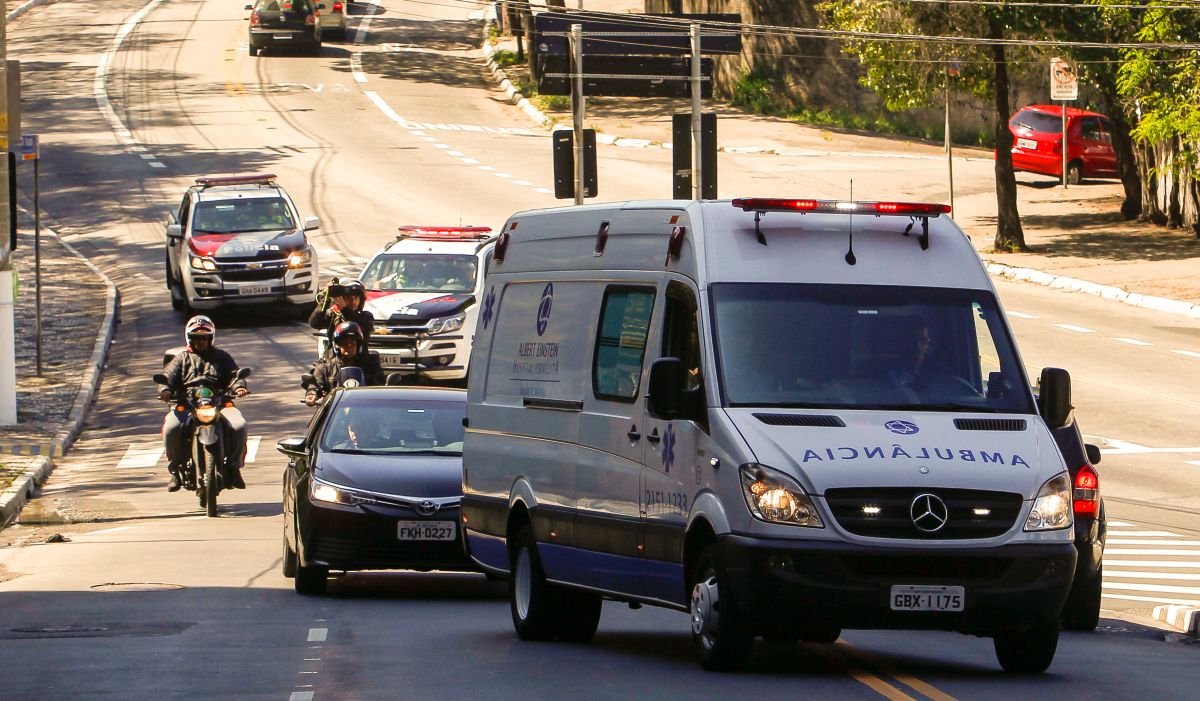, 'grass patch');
492,49,522,68
511,73,571,112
